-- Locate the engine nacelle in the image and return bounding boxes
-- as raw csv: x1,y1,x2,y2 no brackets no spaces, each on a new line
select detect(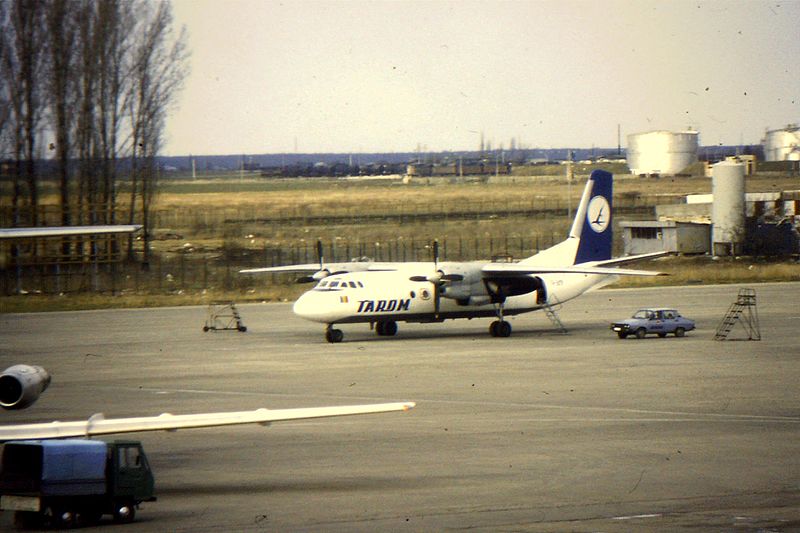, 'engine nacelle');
0,365,51,410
